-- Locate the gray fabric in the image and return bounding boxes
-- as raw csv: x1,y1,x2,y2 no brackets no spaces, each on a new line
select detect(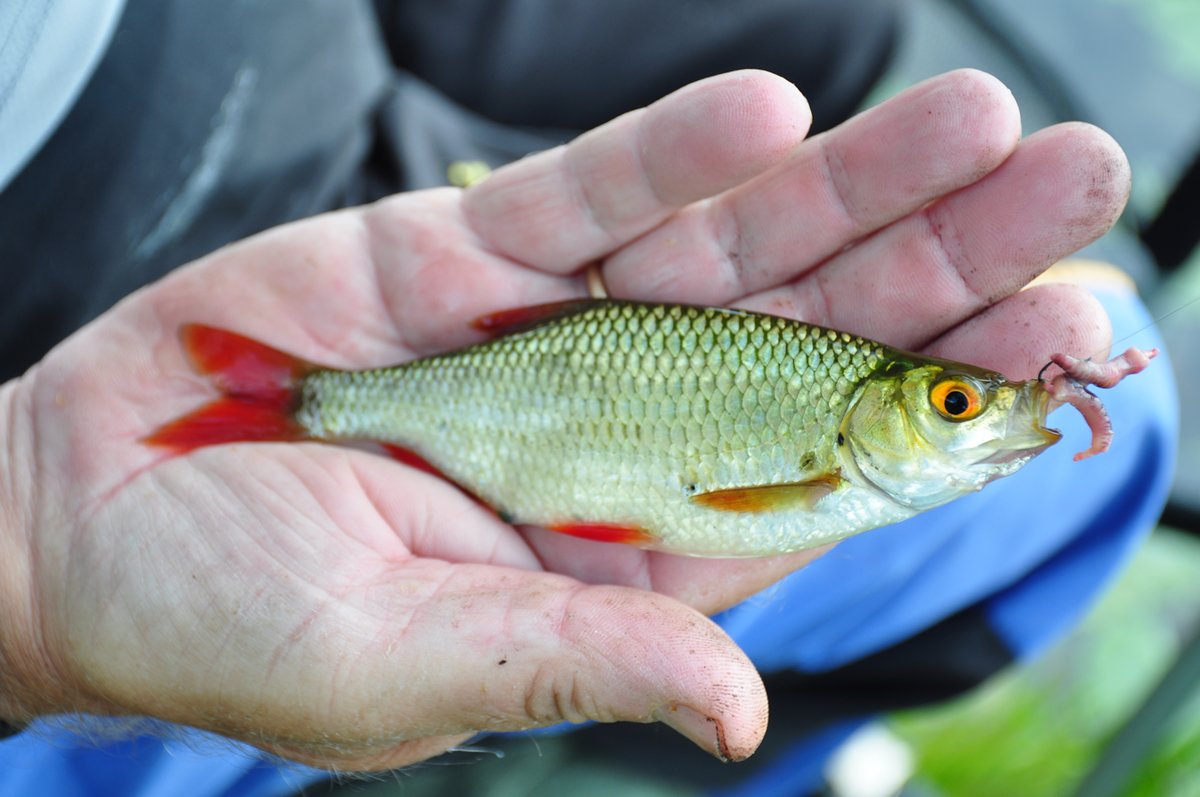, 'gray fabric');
372,0,898,134
0,0,391,380
0,0,126,191
365,72,575,194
